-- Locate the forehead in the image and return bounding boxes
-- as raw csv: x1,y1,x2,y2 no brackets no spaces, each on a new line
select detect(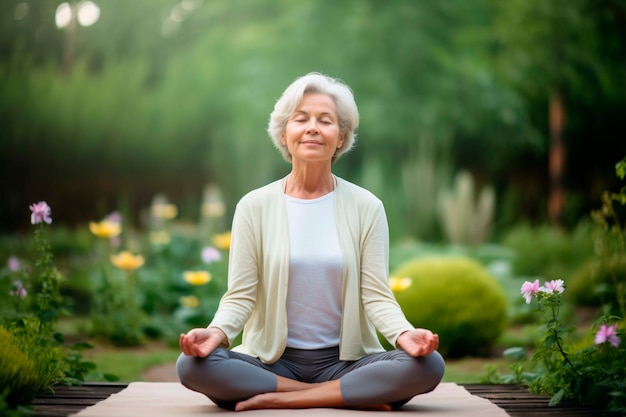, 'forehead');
295,93,337,114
